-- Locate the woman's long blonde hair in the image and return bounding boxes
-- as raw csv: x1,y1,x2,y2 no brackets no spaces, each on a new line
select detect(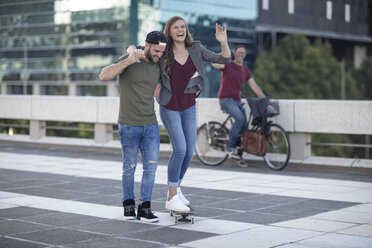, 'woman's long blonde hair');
163,16,197,79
